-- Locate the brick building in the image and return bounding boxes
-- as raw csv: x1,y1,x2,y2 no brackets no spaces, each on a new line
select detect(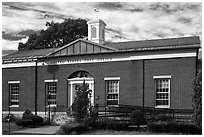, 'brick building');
2,19,200,116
